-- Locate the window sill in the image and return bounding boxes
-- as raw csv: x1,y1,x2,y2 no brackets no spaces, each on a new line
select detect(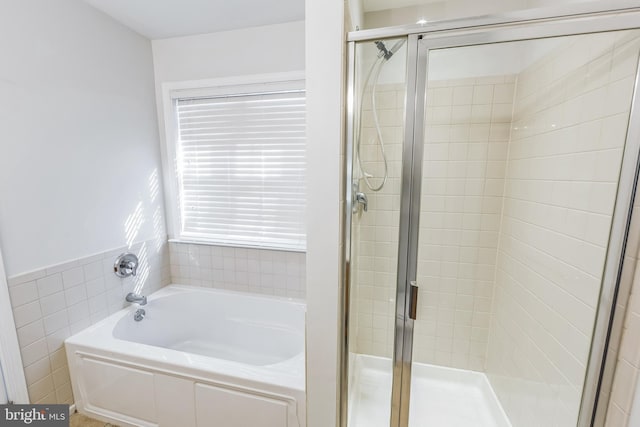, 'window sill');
167,238,307,254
